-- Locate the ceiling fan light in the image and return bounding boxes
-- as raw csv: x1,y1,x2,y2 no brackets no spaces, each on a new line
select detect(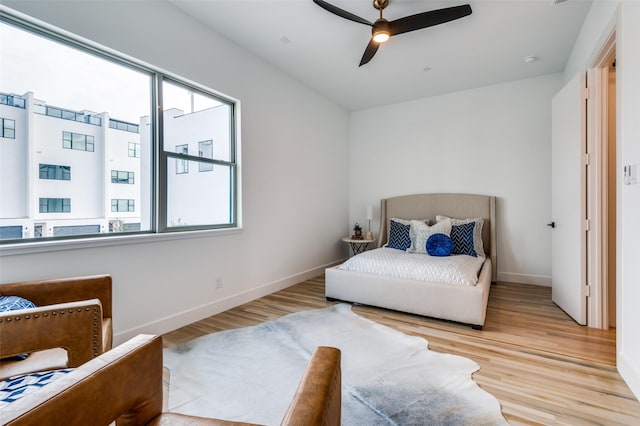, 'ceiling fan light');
372,18,391,43
373,31,390,43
